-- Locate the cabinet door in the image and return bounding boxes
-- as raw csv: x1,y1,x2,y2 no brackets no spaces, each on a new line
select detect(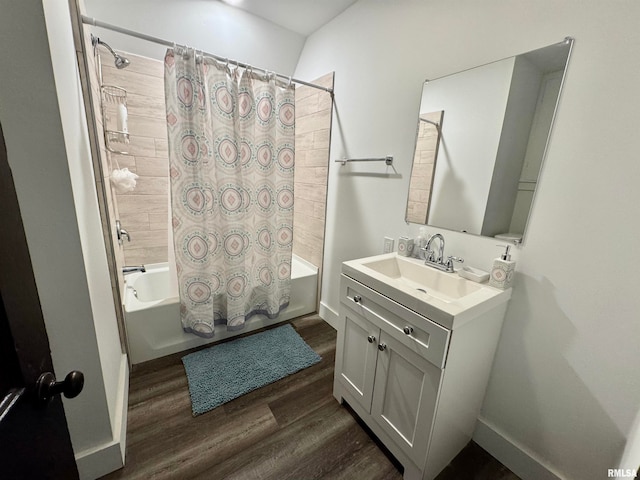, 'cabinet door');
339,308,379,413
371,331,442,466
